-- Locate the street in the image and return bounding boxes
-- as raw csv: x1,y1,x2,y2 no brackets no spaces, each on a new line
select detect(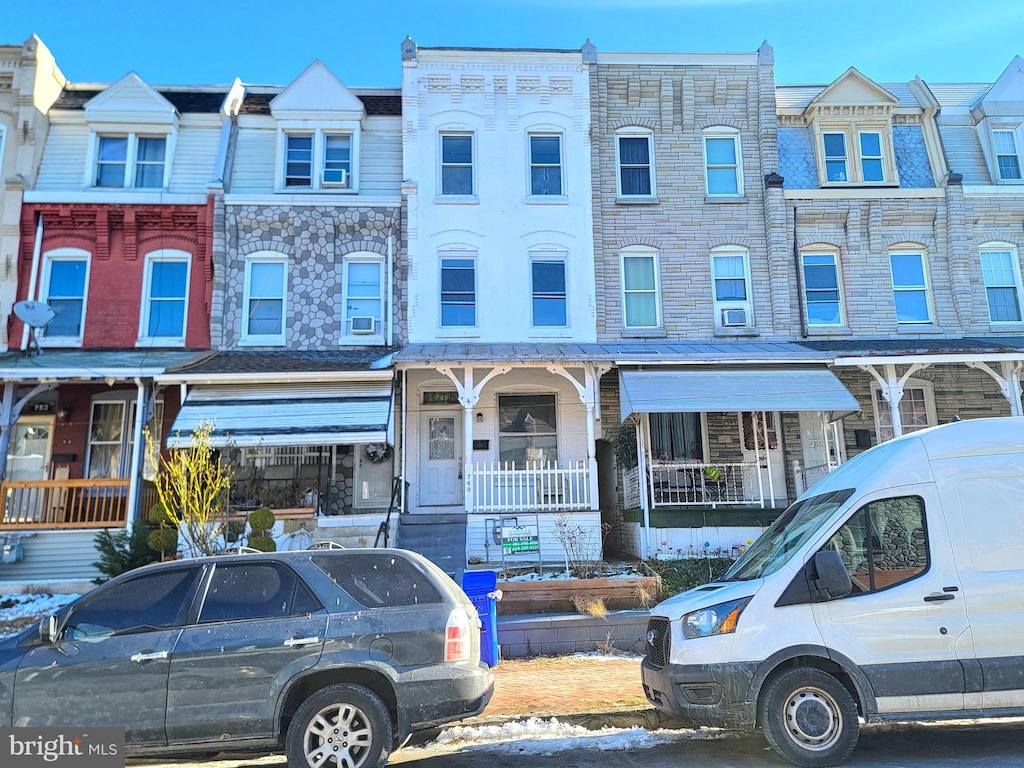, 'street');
129,719,1024,768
